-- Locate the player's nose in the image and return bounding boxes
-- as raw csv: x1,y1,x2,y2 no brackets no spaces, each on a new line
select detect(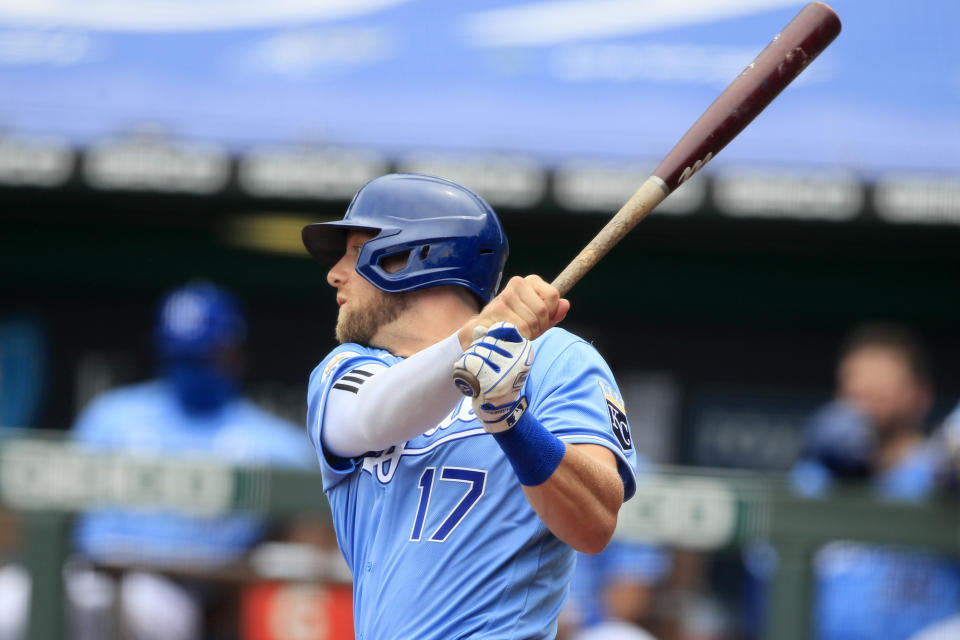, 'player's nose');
327,255,349,288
